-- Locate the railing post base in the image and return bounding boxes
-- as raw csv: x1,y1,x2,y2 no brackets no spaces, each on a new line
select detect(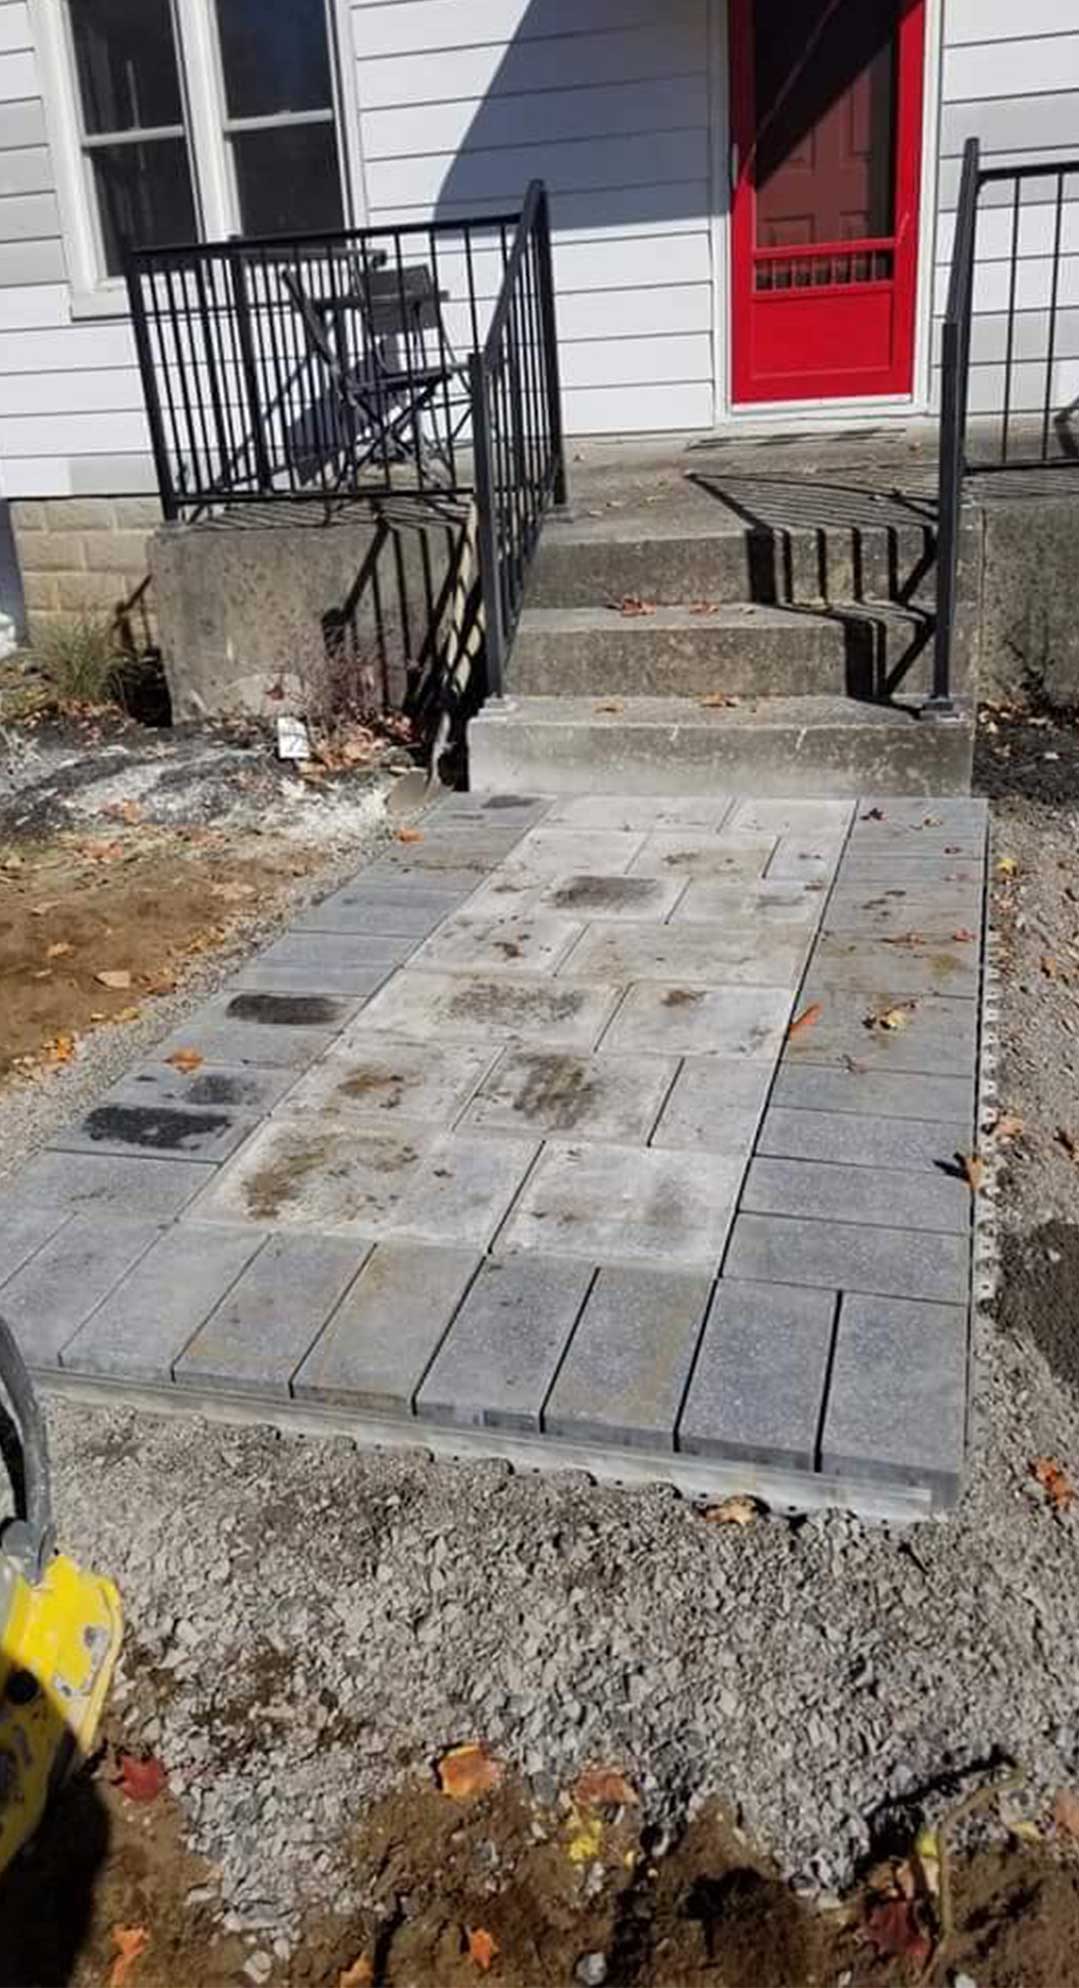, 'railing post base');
918,695,961,722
